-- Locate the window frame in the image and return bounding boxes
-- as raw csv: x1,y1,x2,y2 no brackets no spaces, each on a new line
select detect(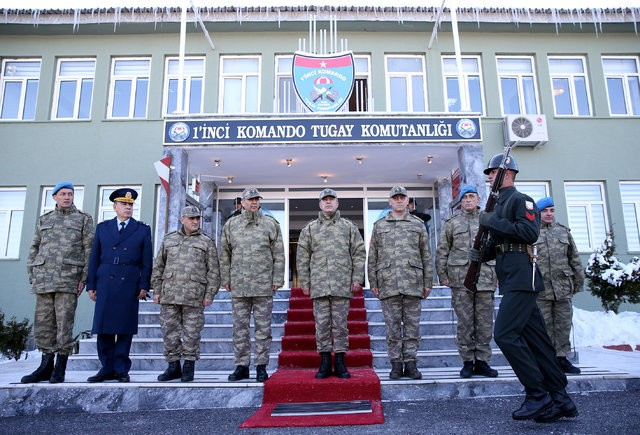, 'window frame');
162,56,206,116
51,57,96,120
0,187,27,259
620,181,640,252
0,58,41,121
218,55,262,114
274,55,307,114
441,54,485,115
564,181,609,252
384,54,428,113
602,55,640,117
547,55,592,117
107,57,151,119
98,185,142,223
496,55,540,115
